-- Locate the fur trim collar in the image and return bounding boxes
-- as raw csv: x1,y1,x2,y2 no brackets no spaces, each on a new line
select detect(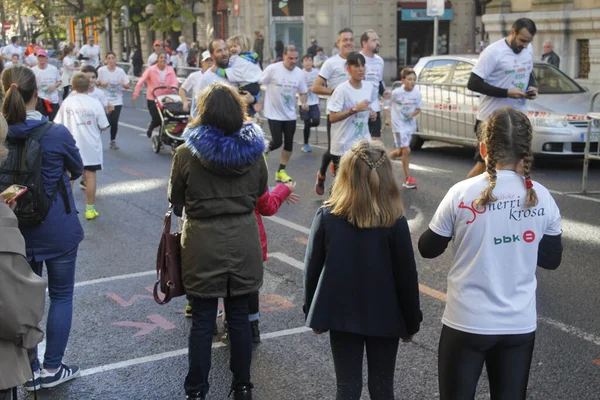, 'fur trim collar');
183,122,266,169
